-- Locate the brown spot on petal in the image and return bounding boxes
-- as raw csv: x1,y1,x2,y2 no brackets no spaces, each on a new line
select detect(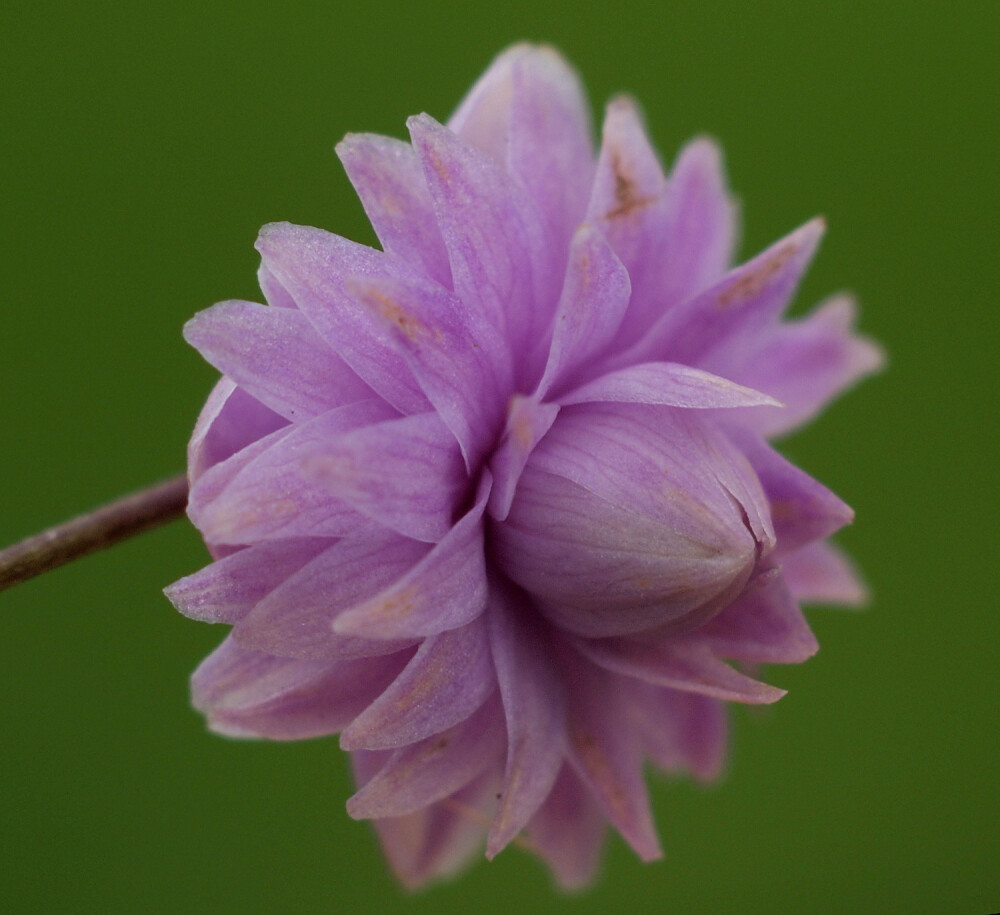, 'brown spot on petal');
368,289,422,340
716,241,798,309
605,150,655,220
571,726,629,817
373,585,419,621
